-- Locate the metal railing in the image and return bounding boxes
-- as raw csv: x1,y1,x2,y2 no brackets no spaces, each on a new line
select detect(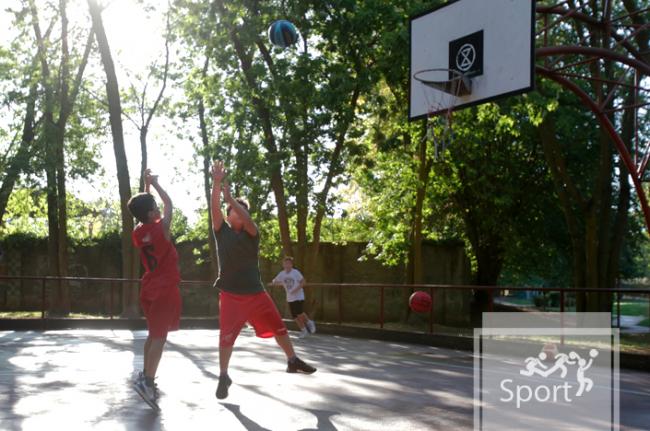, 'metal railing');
1,276,649,334
301,283,650,333
0,275,215,320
